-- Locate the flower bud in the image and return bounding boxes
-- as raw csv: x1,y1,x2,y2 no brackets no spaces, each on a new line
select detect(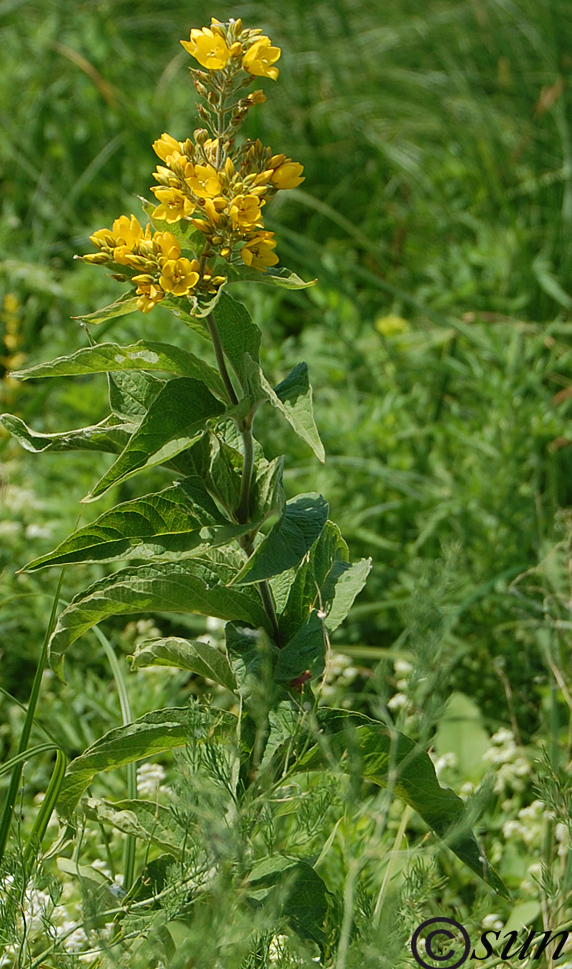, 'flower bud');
194,79,208,97
82,252,110,265
194,128,209,145
229,41,243,57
